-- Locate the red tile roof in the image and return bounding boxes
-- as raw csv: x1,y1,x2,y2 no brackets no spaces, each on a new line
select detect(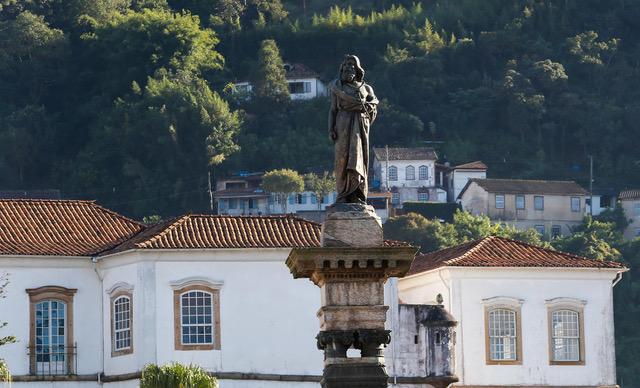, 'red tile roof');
454,161,487,170
104,214,322,253
408,236,625,275
0,200,144,256
284,63,320,79
619,189,640,200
